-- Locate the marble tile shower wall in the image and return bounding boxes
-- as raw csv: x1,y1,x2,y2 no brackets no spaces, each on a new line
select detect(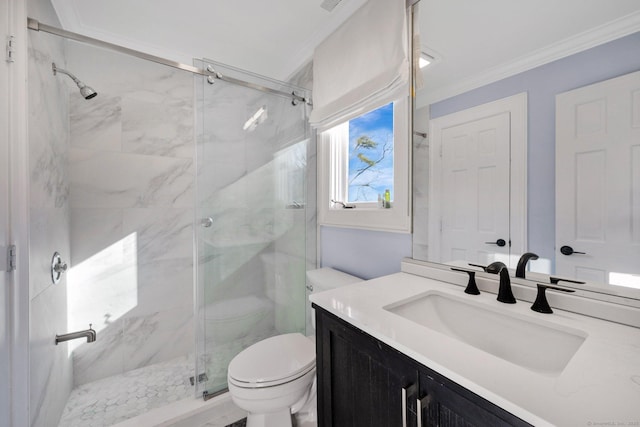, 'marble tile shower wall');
27,1,73,426
65,42,195,387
